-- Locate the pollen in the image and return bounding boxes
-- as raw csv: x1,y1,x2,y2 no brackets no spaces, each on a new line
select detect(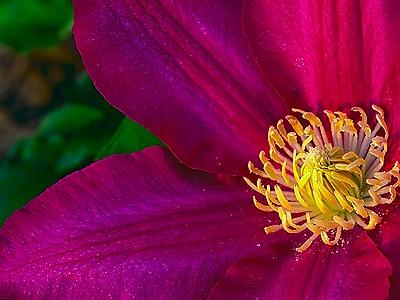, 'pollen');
245,106,399,252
